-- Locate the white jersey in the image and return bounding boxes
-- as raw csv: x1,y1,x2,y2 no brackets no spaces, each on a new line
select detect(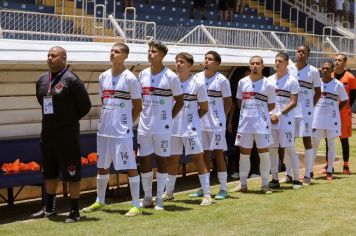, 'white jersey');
171,75,208,137
313,78,348,130
138,67,183,135
236,76,276,134
291,64,321,119
268,72,299,130
97,69,141,138
196,71,231,132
